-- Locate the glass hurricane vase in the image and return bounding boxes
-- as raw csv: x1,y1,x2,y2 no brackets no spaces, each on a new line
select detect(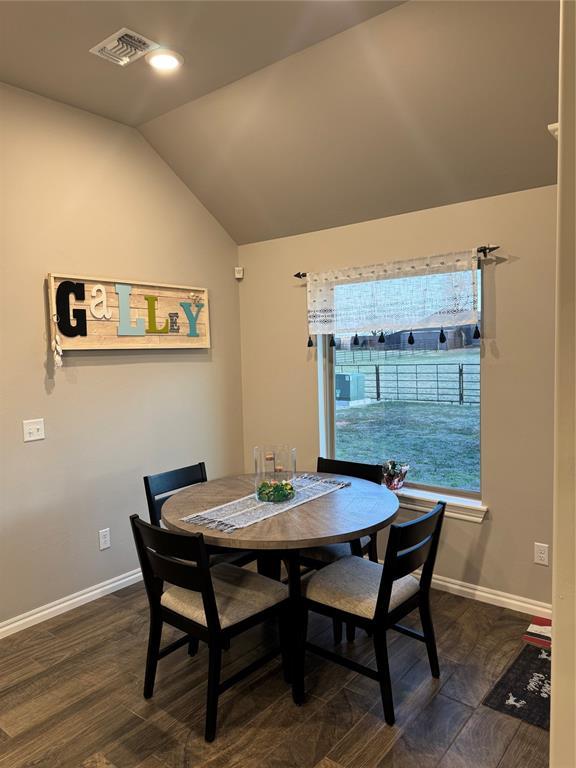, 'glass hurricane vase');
254,445,297,496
